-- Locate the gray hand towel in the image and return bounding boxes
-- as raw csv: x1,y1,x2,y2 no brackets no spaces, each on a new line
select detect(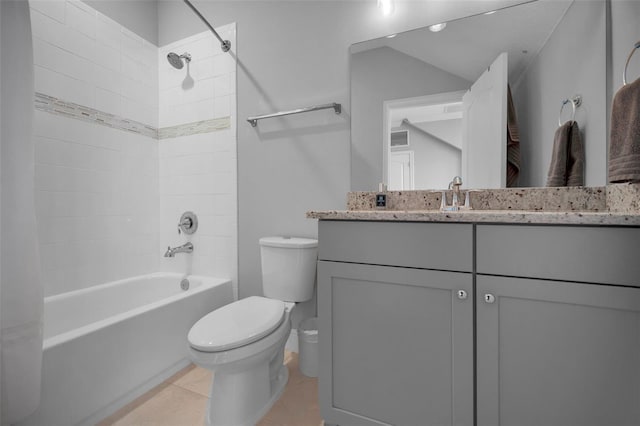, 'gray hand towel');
609,77,640,183
546,120,584,187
